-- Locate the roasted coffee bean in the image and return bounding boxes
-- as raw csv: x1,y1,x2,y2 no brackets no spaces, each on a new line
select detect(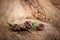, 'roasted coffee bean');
11,24,20,31
24,21,32,28
36,24,44,31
